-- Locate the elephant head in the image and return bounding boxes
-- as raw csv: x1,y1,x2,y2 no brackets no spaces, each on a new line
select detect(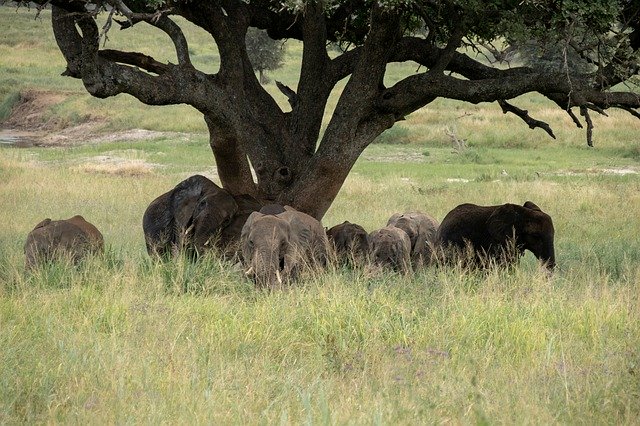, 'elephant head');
241,209,327,288
143,175,240,258
368,226,412,274
487,201,555,270
326,221,369,265
437,201,555,271
387,212,439,268
24,215,104,269
217,194,263,259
